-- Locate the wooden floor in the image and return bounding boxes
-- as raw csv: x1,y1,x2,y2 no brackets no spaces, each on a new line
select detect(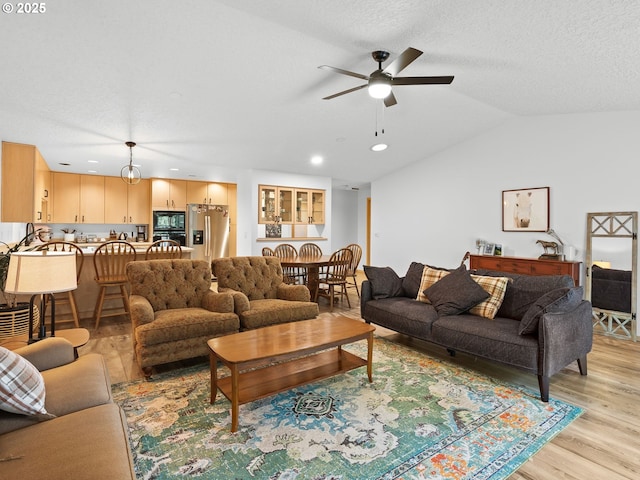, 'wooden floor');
68,272,640,479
